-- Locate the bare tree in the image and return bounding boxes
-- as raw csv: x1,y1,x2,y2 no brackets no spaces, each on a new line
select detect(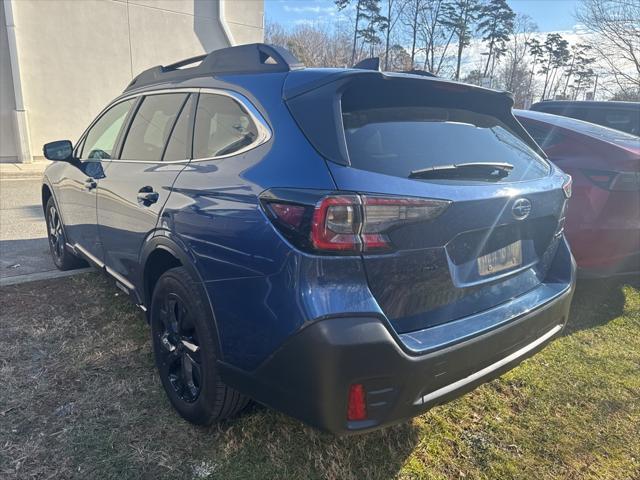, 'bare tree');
383,0,409,69
575,0,640,98
265,21,351,68
401,0,426,67
418,0,452,73
502,15,538,94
